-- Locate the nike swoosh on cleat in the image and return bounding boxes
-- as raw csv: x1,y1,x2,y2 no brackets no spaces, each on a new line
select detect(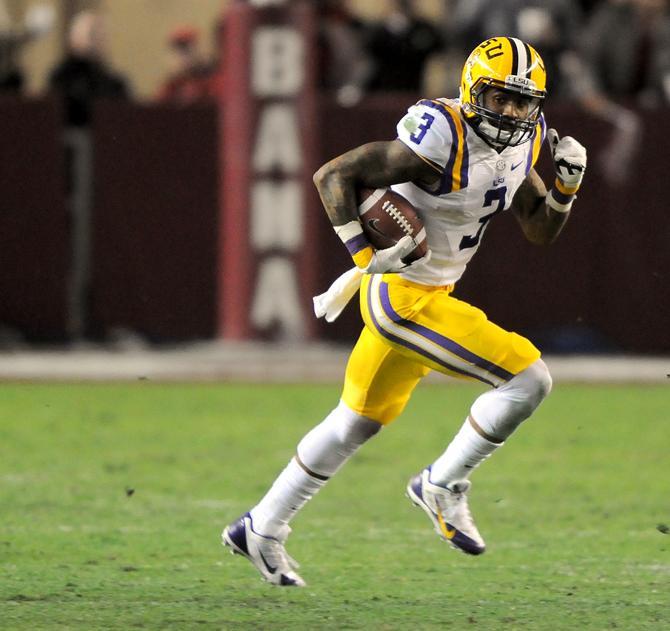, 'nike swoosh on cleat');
258,550,277,574
510,161,523,171
436,512,456,539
